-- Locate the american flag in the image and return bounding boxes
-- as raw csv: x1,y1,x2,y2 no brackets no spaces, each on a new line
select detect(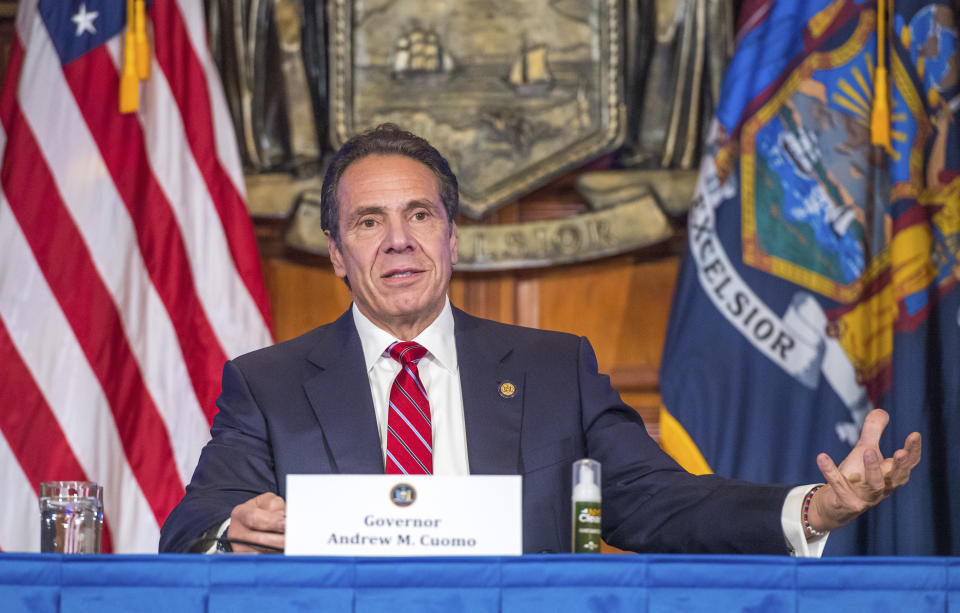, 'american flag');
0,0,273,552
